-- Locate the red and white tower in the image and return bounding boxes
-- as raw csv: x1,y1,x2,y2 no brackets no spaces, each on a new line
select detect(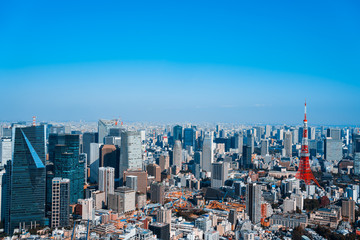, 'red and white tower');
295,101,320,187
